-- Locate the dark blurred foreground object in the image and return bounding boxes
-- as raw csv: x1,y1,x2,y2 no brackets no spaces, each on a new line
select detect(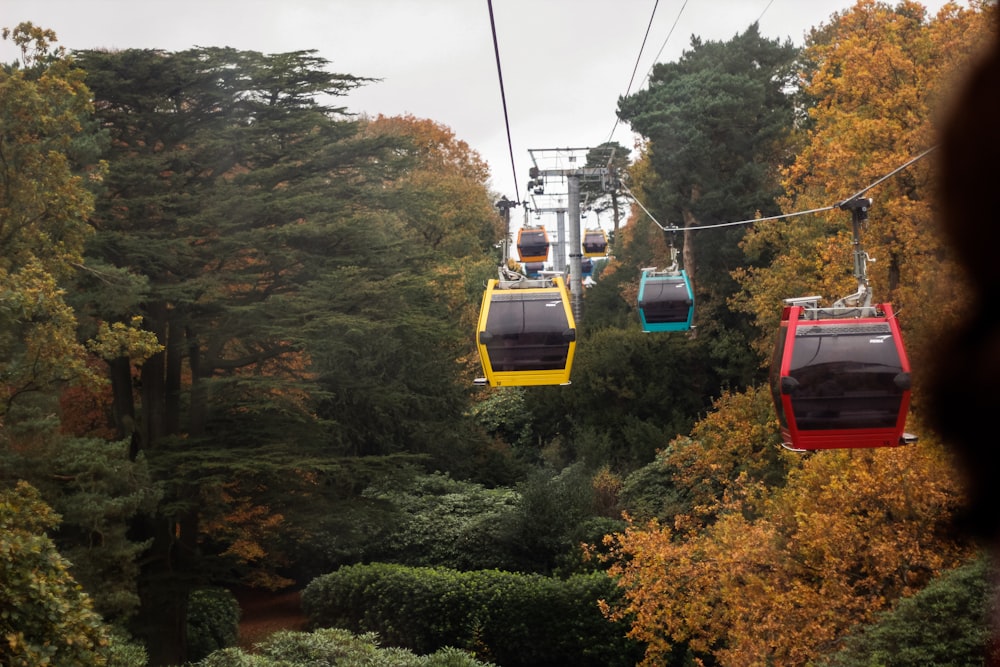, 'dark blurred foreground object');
927,6,1000,545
